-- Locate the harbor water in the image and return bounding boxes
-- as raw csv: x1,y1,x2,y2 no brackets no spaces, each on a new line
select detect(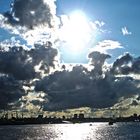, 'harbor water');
0,122,140,140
